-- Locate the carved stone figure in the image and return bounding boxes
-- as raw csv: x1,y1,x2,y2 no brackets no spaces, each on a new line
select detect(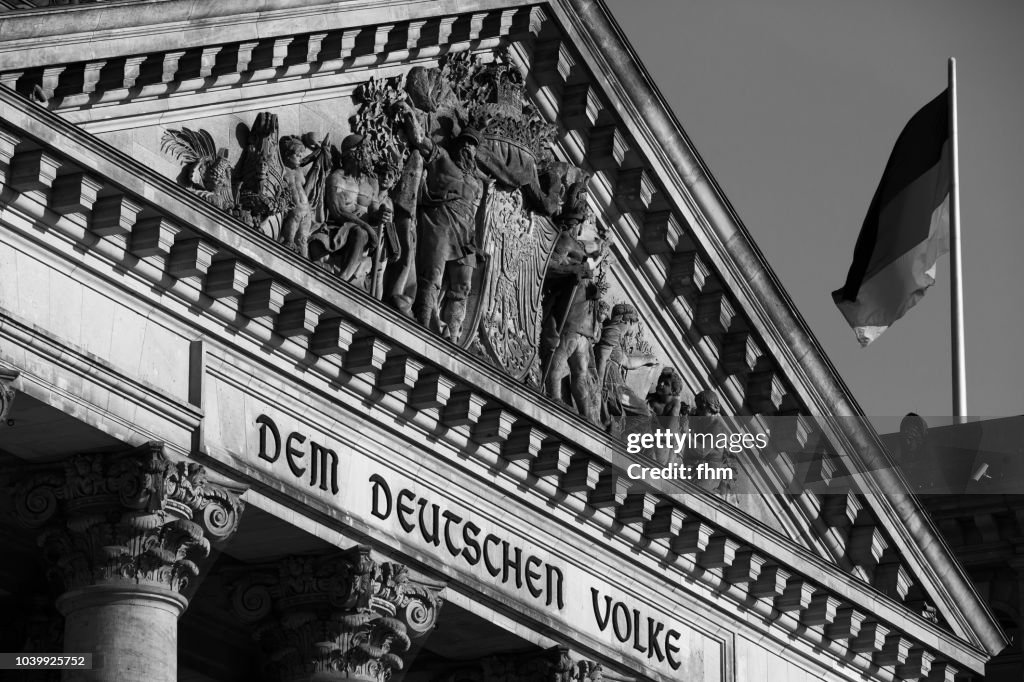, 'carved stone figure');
377,66,466,315
647,367,687,417
160,127,234,211
693,388,722,416
595,303,658,426
442,49,564,216
236,111,289,228
309,133,393,288
276,134,331,258
542,204,607,424
156,51,611,390
401,102,486,340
